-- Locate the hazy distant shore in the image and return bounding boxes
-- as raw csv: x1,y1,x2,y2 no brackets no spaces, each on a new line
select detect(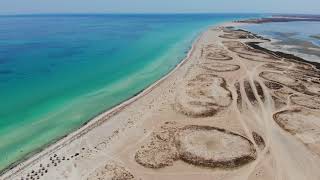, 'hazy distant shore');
2,17,320,180
238,15,320,64
236,14,320,23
